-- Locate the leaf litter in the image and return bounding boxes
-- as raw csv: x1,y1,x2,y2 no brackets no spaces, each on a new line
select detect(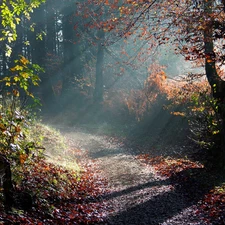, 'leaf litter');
0,148,111,224
1,126,225,224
